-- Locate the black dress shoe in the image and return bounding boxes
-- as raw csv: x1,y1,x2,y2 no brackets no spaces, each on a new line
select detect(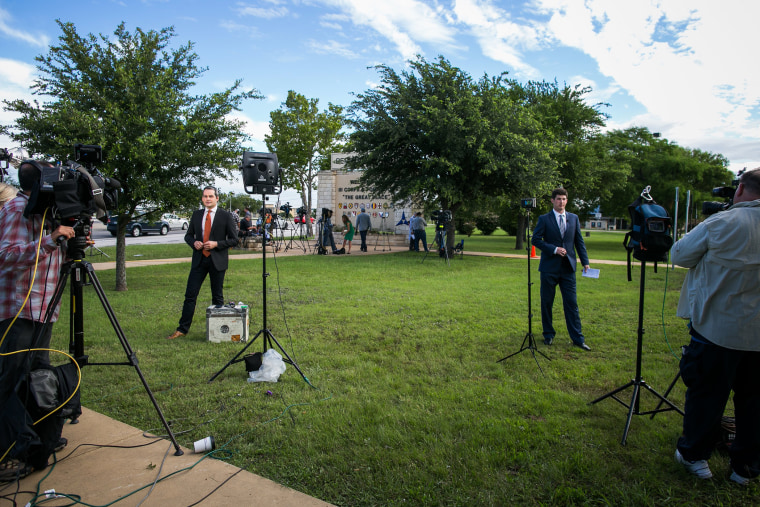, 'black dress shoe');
573,342,591,351
543,338,553,346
